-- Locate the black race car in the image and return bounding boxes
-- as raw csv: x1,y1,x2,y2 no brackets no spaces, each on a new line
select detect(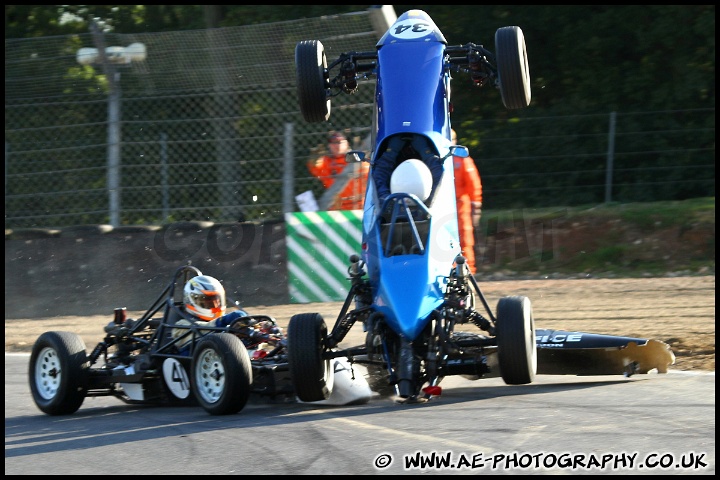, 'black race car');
29,264,371,416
